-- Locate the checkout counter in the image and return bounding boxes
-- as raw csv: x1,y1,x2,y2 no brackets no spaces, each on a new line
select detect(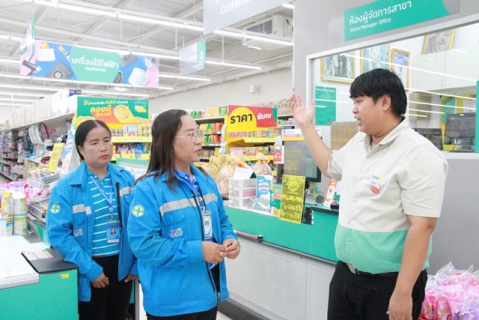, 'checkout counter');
0,222,78,320
220,203,339,320
0,219,140,320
